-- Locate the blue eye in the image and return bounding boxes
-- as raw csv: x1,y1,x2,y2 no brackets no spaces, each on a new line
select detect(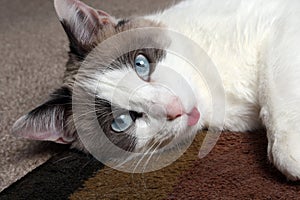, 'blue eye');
134,54,151,81
111,113,134,132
